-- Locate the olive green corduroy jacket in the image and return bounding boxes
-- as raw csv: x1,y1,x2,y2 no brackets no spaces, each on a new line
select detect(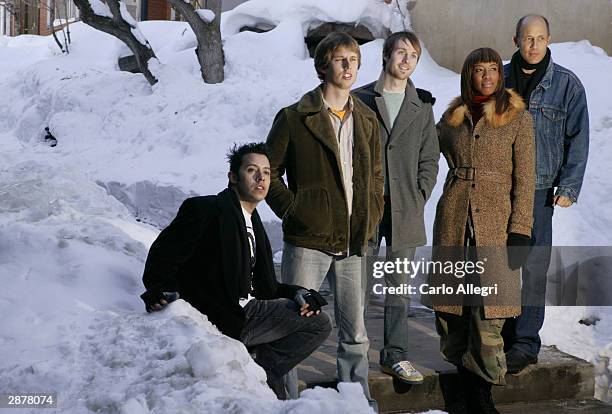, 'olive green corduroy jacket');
265,86,384,256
